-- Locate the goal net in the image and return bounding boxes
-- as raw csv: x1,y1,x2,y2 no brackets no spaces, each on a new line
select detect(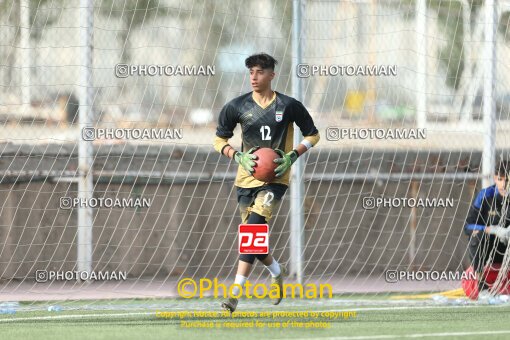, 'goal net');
0,0,510,312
